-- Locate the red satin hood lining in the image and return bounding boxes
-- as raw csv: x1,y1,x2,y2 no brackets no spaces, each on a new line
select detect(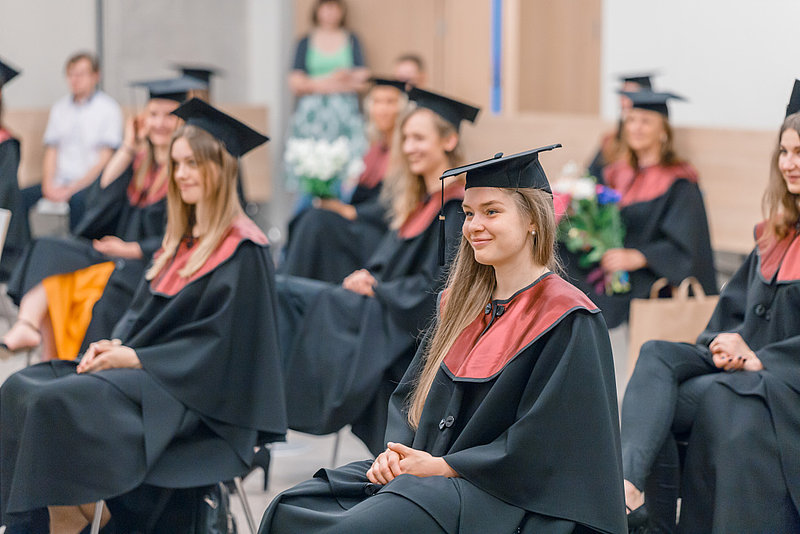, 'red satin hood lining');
755,222,800,282
604,161,698,207
357,142,390,190
442,274,598,380
0,129,12,144
398,182,464,239
127,154,168,207
150,216,268,296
